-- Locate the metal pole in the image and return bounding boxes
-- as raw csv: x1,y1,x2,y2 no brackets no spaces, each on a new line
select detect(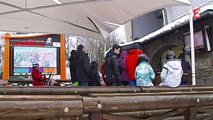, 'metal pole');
189,6,196,85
